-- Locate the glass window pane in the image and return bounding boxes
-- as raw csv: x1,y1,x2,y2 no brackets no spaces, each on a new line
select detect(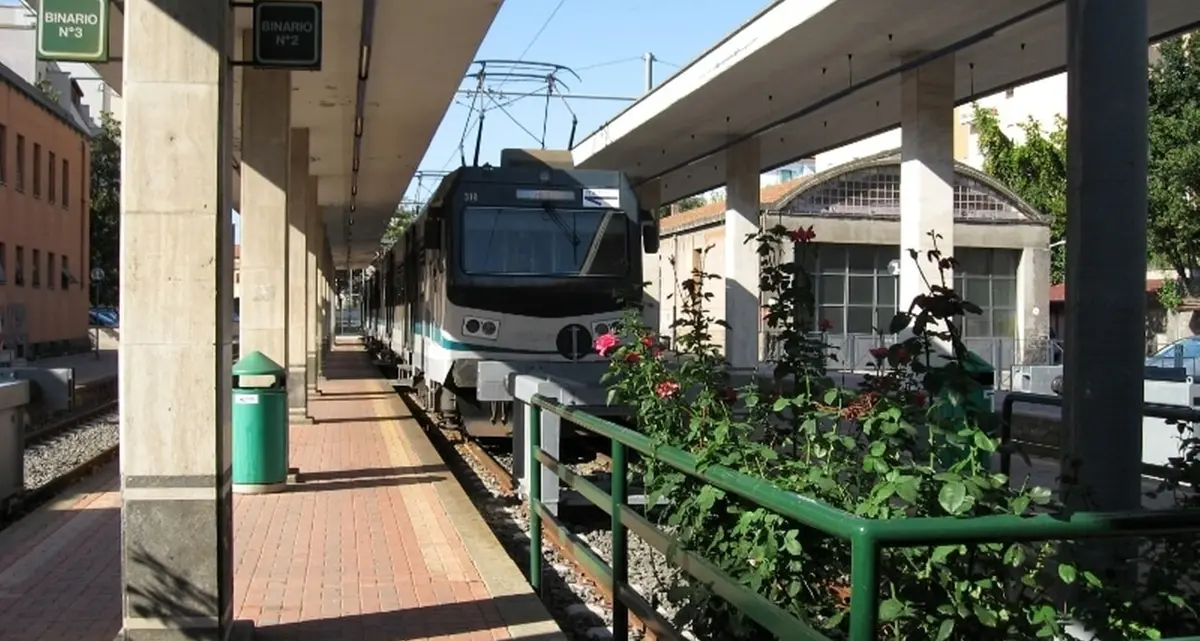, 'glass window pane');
847,307,875,334
796,243,817,274
964,277,991,307
957,248,988,275
876,275,896,307
848,276,874,305
819,275,845,305
992,249,1018,276
992,278,1016,308
847,245,875,274
818,306,843,333
875,247,901,273
876,307,899,335
819,245,847,272
965,314,991,337
993,309,1017,337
